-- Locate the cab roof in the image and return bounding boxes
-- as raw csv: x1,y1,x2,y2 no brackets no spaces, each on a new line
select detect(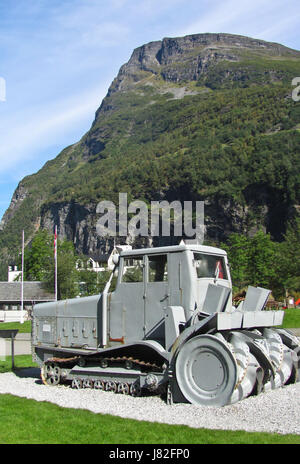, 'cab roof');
119,243,227,257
